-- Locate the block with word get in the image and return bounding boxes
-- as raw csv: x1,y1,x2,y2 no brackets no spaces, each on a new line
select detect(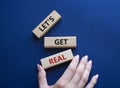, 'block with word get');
44,36,77,48
32,10,61,38
40,49,73,69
